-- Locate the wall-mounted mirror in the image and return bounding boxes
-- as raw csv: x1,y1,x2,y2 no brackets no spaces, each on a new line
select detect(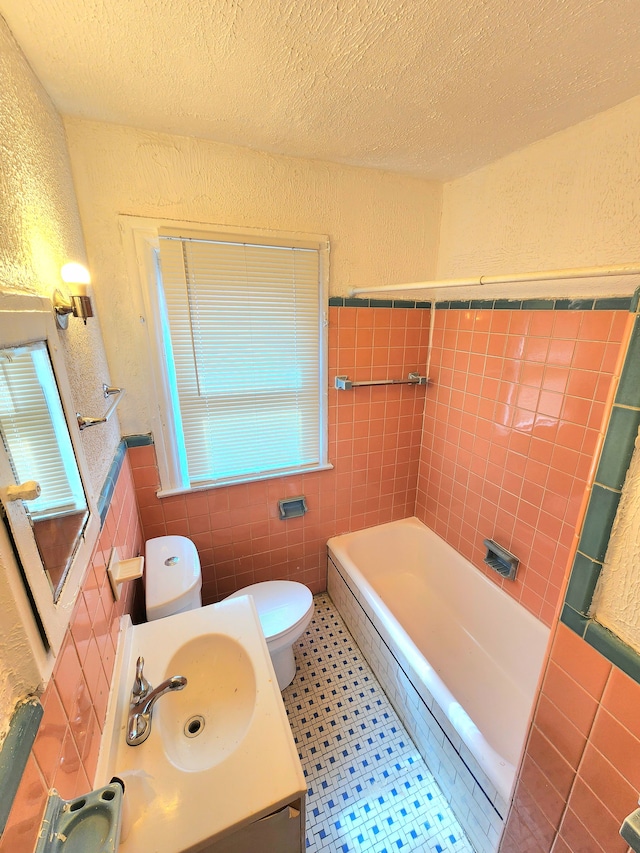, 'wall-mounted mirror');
0,294,100,656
